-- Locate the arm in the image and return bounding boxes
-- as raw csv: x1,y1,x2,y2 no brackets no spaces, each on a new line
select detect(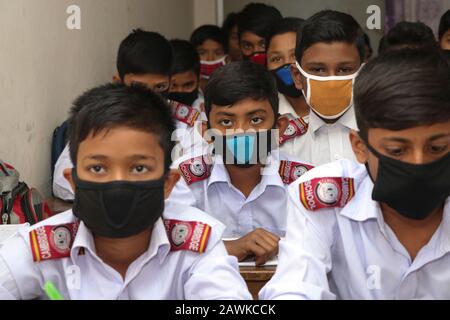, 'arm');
258,186,336,300
184,239,252,300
